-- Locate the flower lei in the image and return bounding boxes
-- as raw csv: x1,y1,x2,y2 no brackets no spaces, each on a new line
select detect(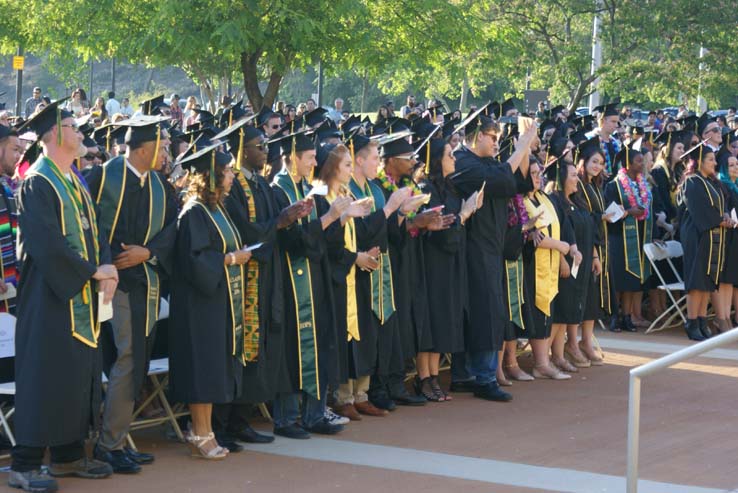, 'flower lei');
617,168,651,220
376,167,423,220
507,194,531,241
